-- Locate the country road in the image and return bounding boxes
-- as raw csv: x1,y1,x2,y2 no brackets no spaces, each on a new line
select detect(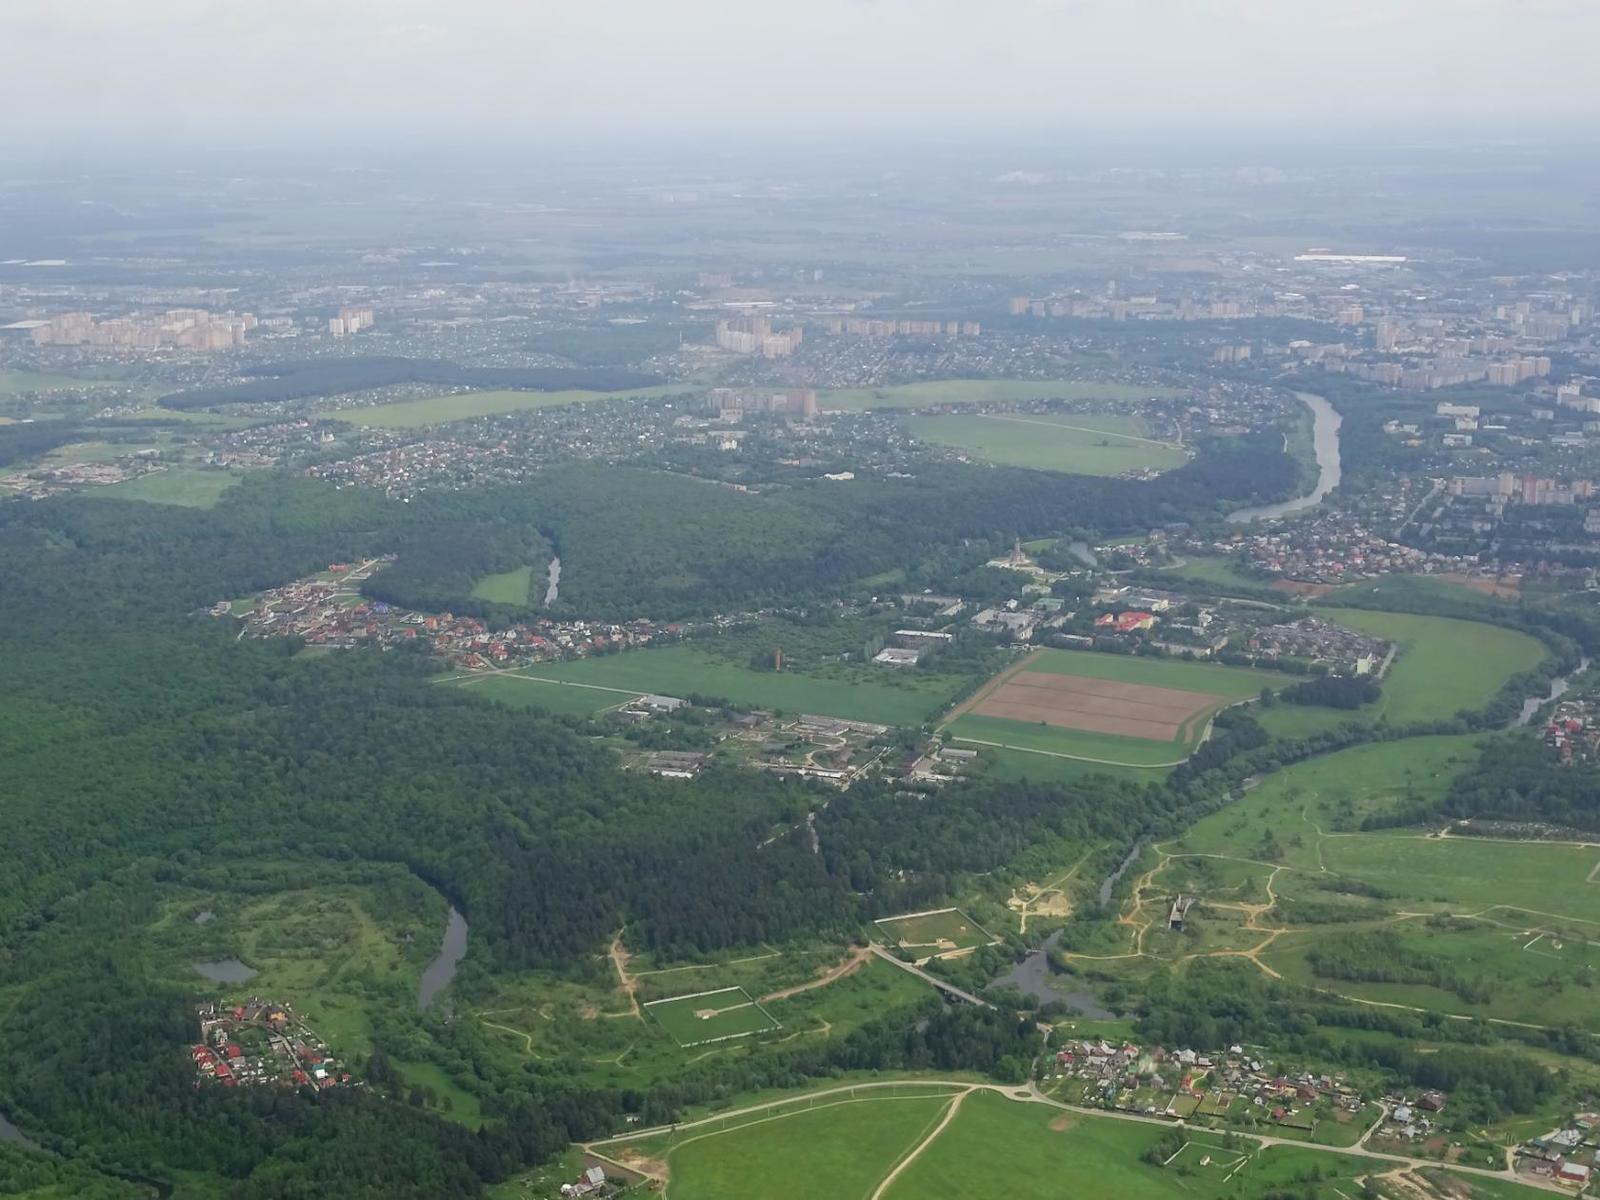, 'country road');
587,1078,1572,1195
